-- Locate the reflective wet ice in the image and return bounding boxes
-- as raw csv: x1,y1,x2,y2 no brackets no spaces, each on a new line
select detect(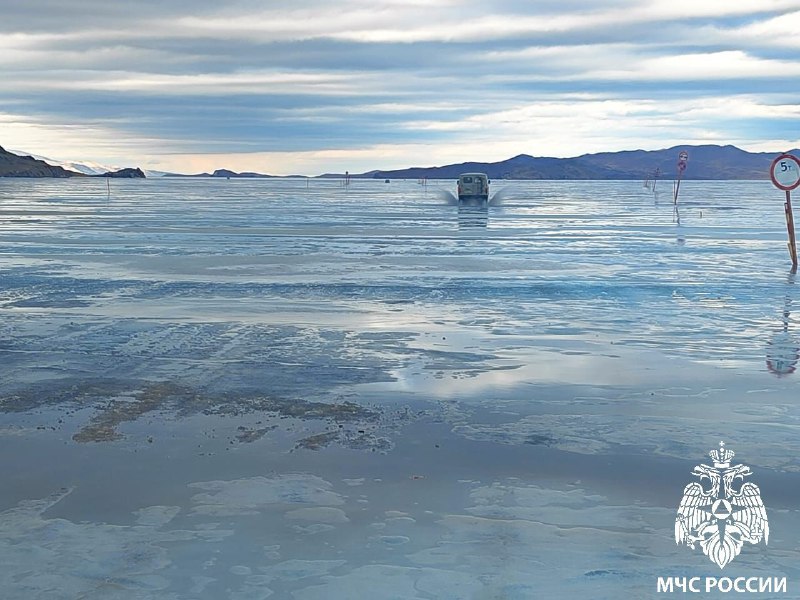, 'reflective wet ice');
1,178,799,599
